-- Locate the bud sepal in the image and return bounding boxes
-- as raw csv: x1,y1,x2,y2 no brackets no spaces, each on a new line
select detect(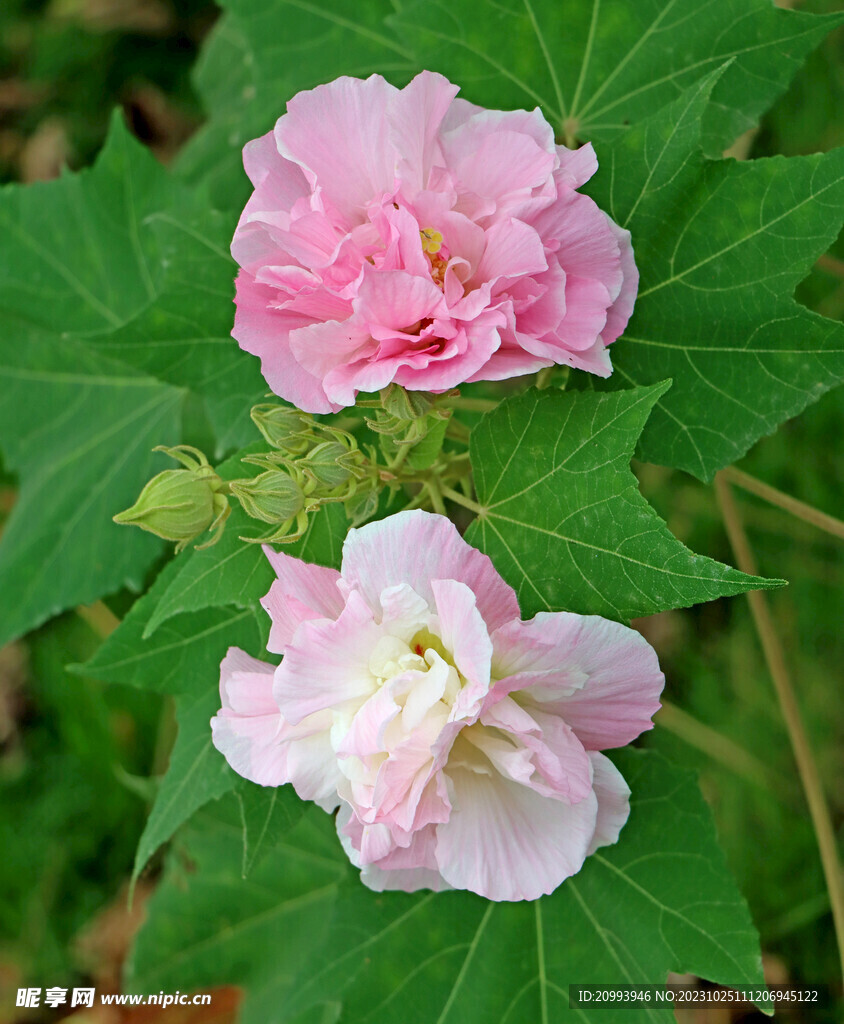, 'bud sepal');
113,445,230,552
